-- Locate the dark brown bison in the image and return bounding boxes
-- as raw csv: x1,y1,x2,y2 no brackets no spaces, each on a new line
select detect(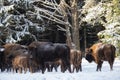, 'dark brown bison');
3,43,28,54
2,43,29,71
7,49,29,59
28,41,71,73
85,42,116,71
3,43,28,60
70,49,82,72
